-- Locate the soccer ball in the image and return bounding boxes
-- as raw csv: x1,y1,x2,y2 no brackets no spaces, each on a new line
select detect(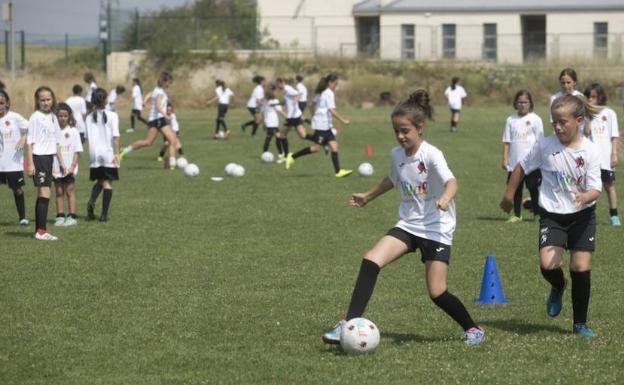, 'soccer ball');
224,163,237,176
176,157,189,169
184,163,200,177
231,164,245,177
357,162,374,177
340,317,380,355
261,151,275,163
